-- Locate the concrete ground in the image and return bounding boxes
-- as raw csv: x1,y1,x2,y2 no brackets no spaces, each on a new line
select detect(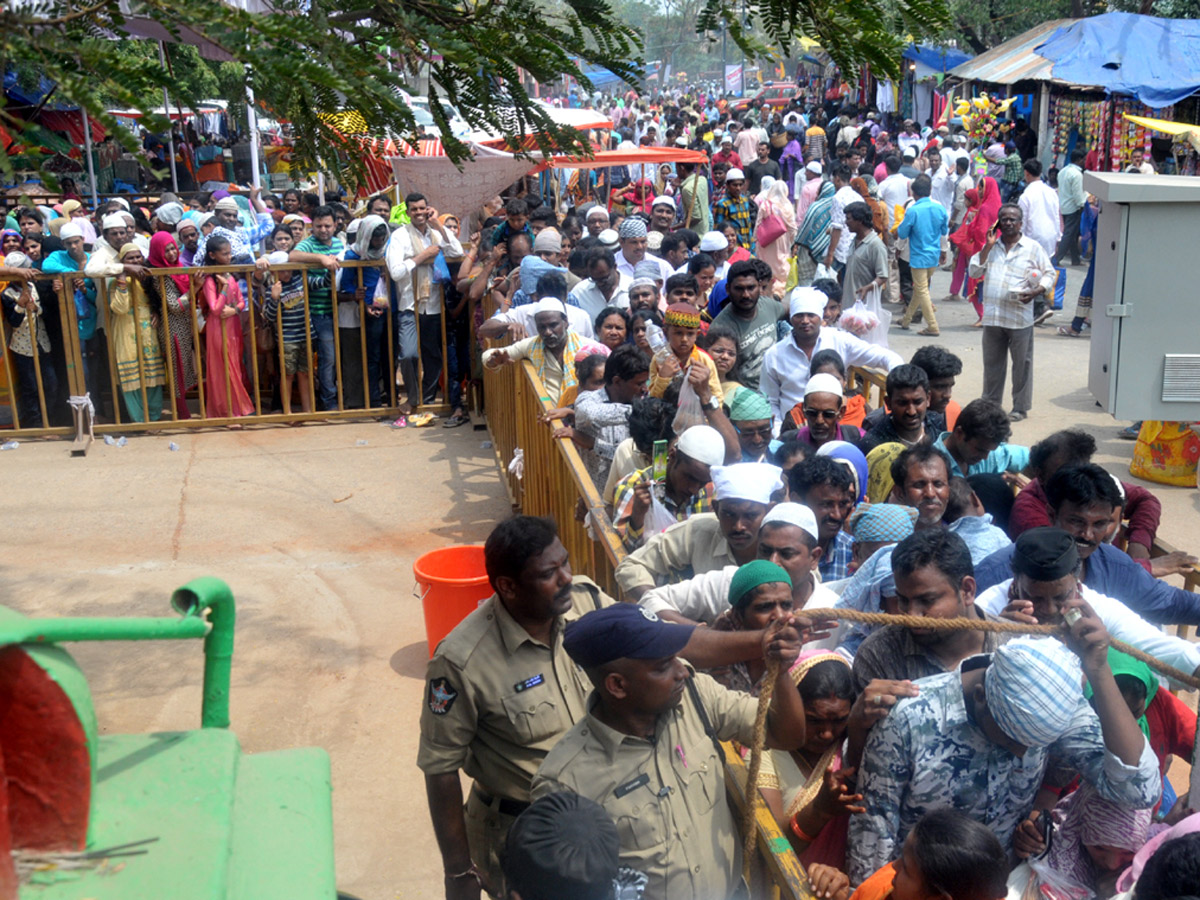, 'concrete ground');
0,262,1194,899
